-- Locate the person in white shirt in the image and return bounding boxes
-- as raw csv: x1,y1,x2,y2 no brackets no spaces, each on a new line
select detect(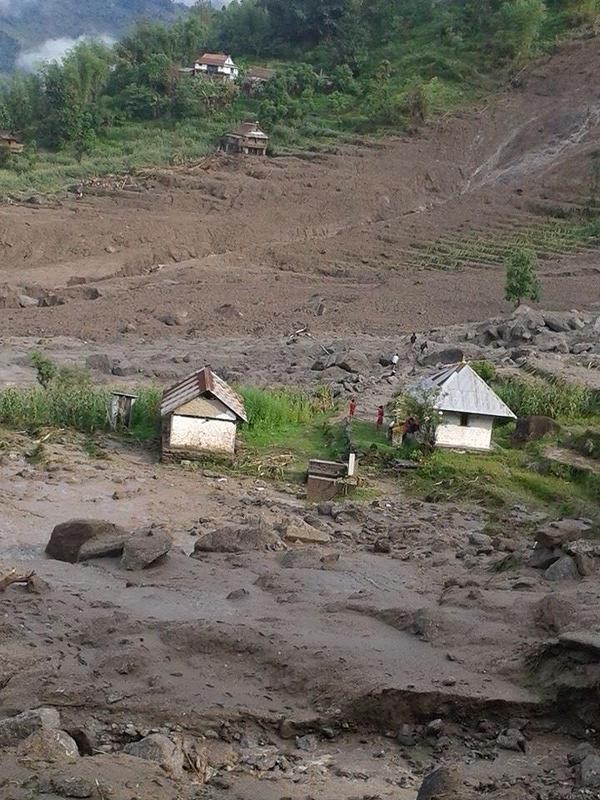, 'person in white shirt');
391,352,399,374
